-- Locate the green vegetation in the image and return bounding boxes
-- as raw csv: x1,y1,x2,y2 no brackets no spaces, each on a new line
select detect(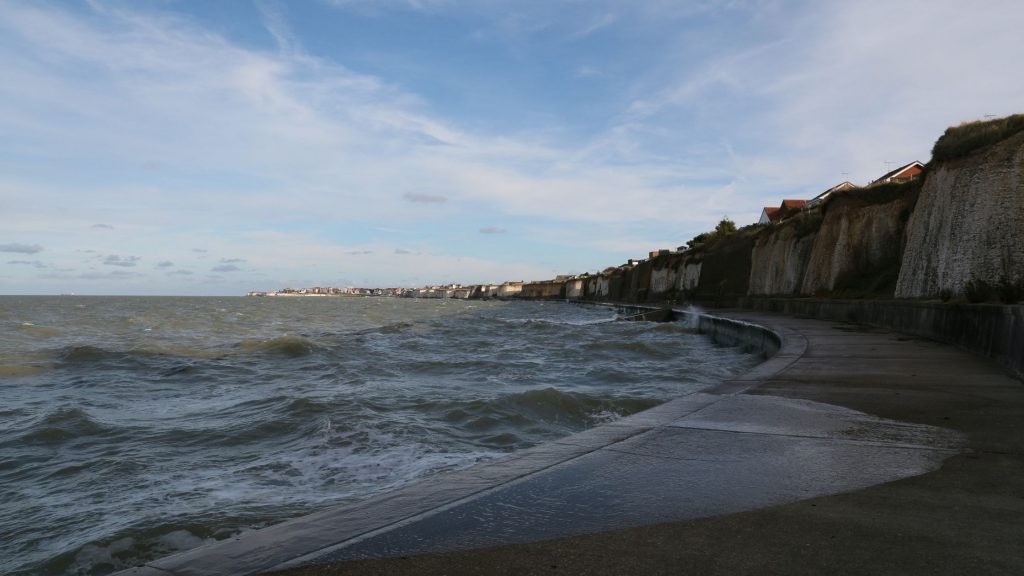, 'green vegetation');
790,209,823,239
826,261,901,300
686,217,737,248
997,276,1023,305
845,178,923,208
963,277,993,303
931,113,1024,162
